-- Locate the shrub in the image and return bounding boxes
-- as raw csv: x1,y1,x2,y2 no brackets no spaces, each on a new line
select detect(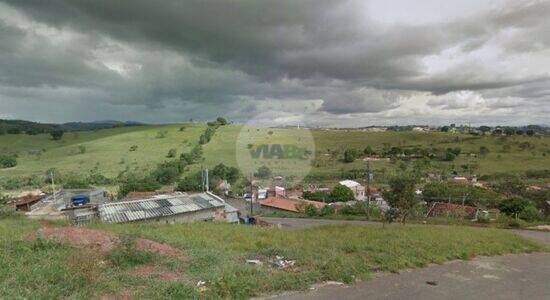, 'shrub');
117,173,161,198
297,203,319,216
180,145,203,165
255,165,272,179
166,148,177,158
479,146,490,156
329,184,355,202
151,163,181,185
63,175,90,189
216,117,228,125
499,197,530,216
212,163,240,184
518,206,541,222
78,145,86,154
176,173,203,192
303,191,330,202
443,151,456,161
155,131,167,139
364,146,374,155
507,218,527,229
129,145,138,152
319,205,335,216
339,202,367,216
343,149,359,163
50,130,64,140
87,169,113,185
0,155,17,169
